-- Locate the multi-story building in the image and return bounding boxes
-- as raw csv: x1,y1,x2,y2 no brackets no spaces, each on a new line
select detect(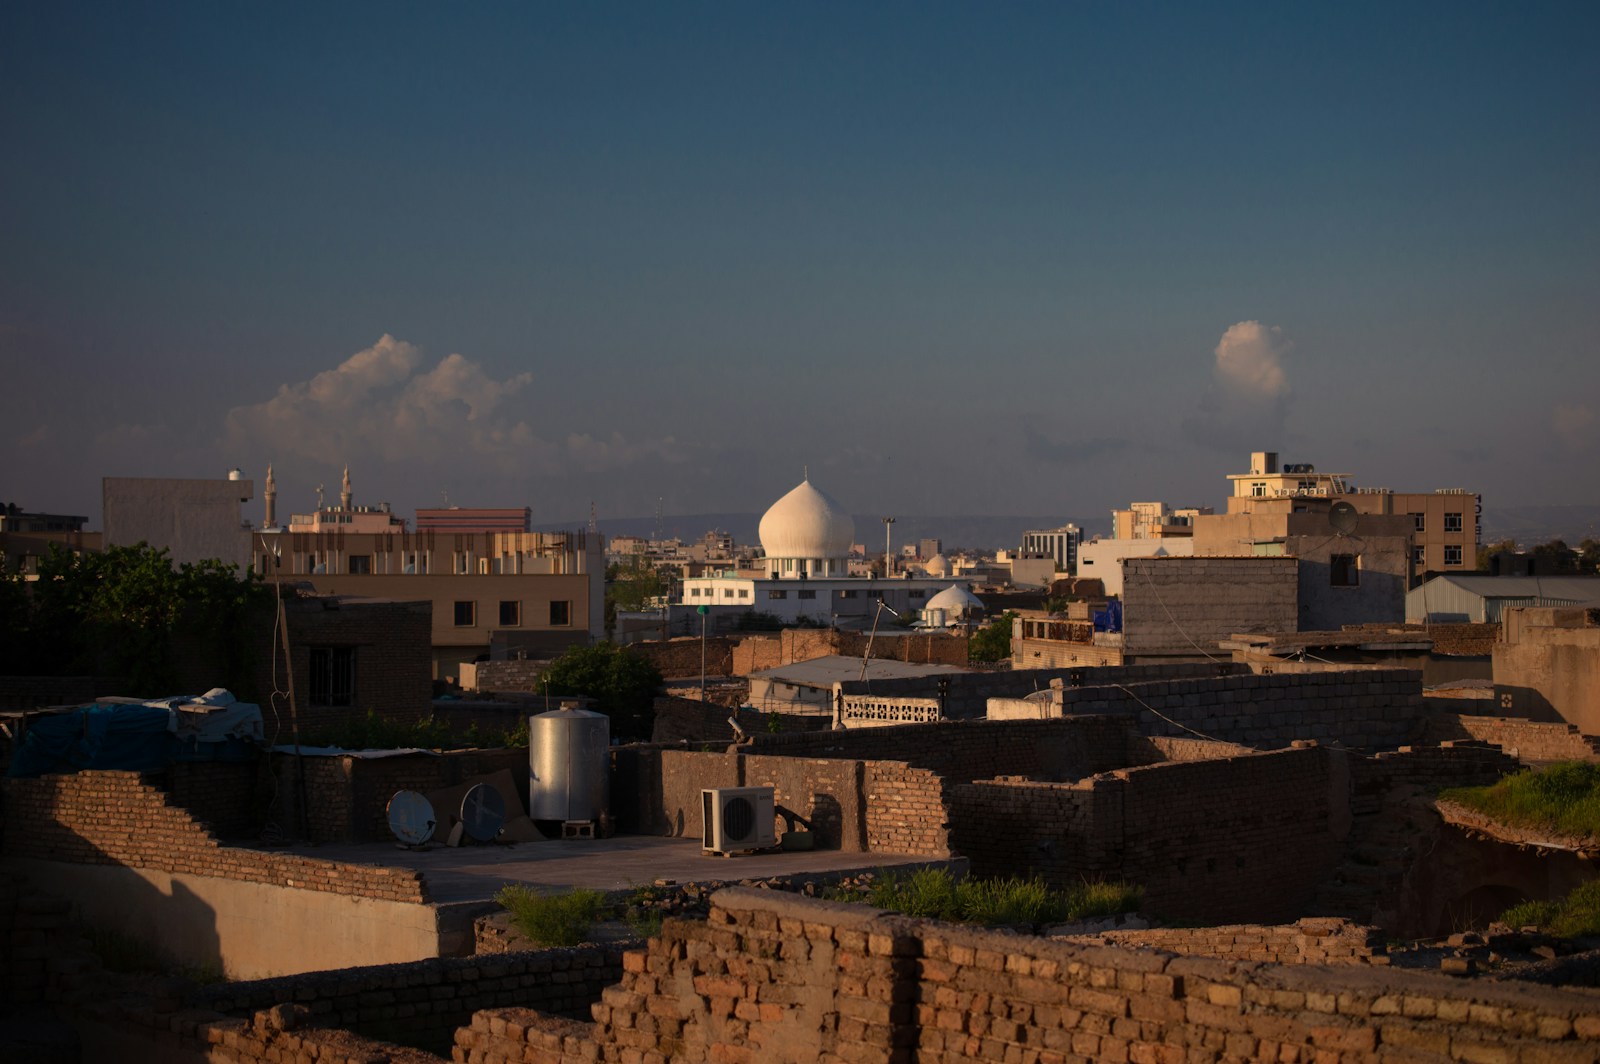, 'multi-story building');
1019,525,1082,573
1110,502,1212,540
415,507,531,534
1224,451,1480,578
